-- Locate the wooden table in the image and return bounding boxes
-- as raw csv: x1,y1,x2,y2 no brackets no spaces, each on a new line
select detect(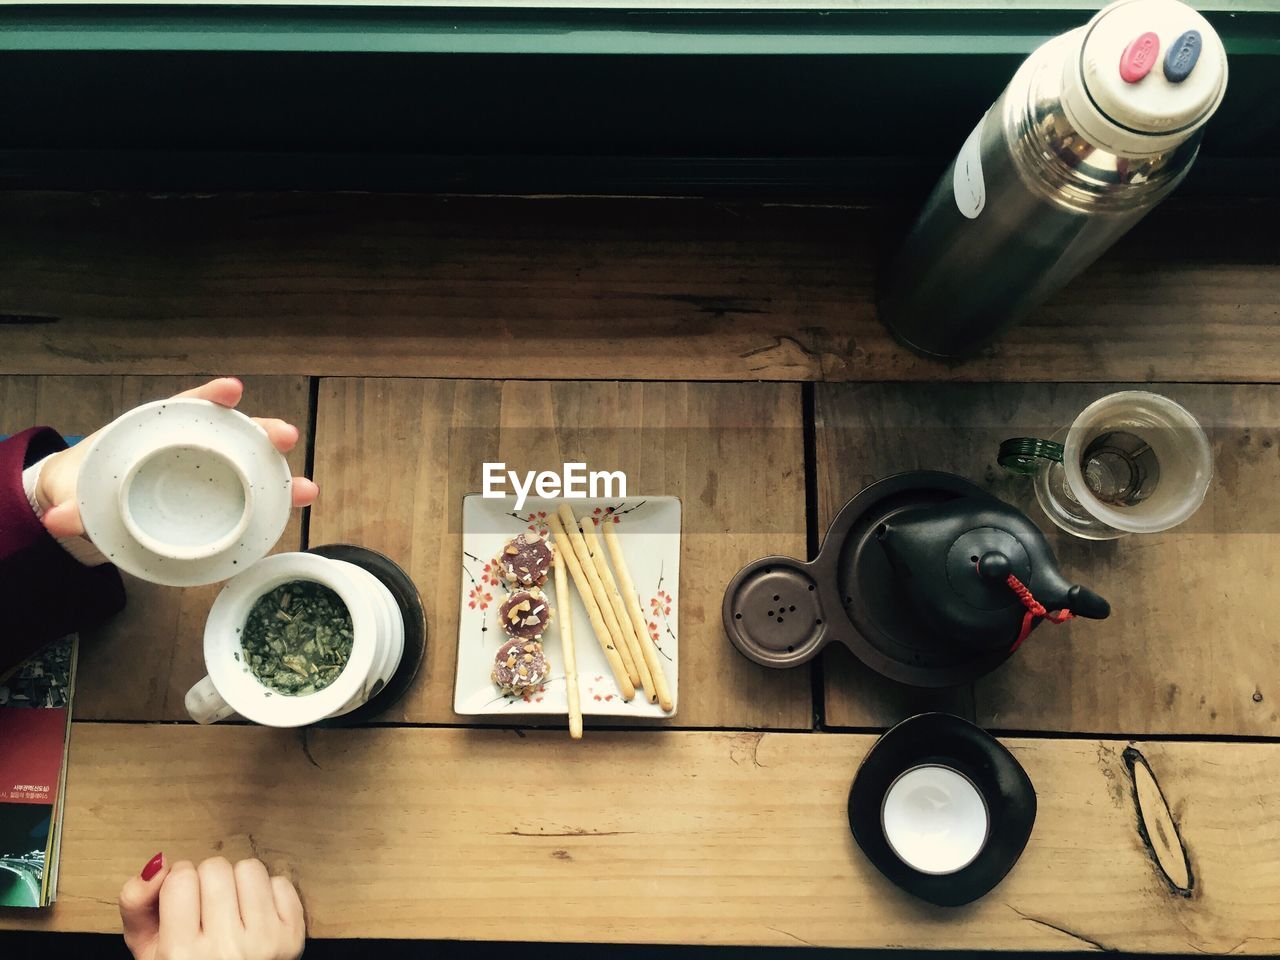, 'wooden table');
1,192,1279,952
